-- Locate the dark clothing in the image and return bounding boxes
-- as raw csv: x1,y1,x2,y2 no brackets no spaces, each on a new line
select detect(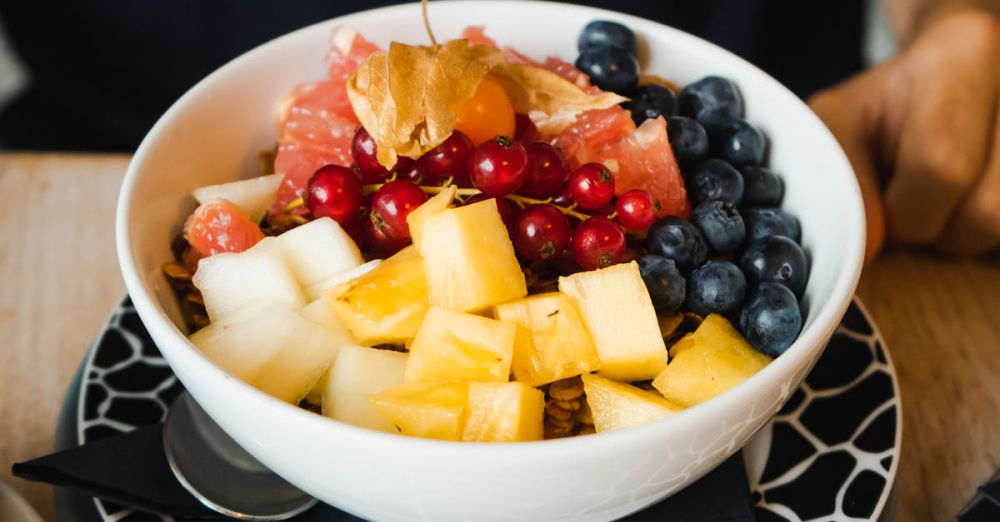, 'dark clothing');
0,0,865,151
